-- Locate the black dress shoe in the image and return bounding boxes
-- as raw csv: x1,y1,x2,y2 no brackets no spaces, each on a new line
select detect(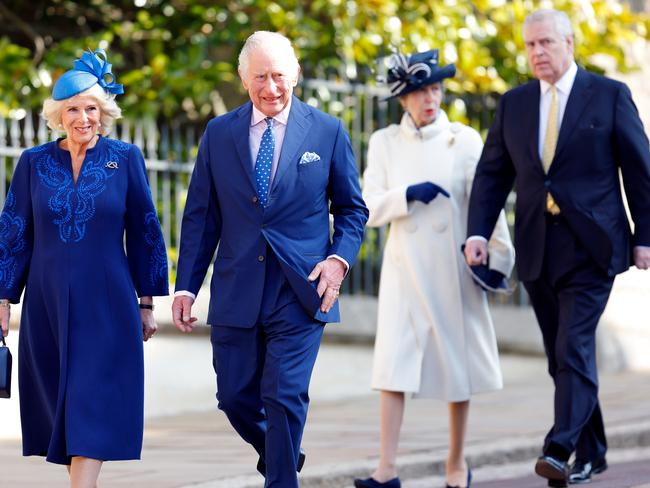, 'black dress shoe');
256,449,306,476
353,476,401,488
548,480,568,488
535,455,569,482
569,458,608,484
446,467,472,488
